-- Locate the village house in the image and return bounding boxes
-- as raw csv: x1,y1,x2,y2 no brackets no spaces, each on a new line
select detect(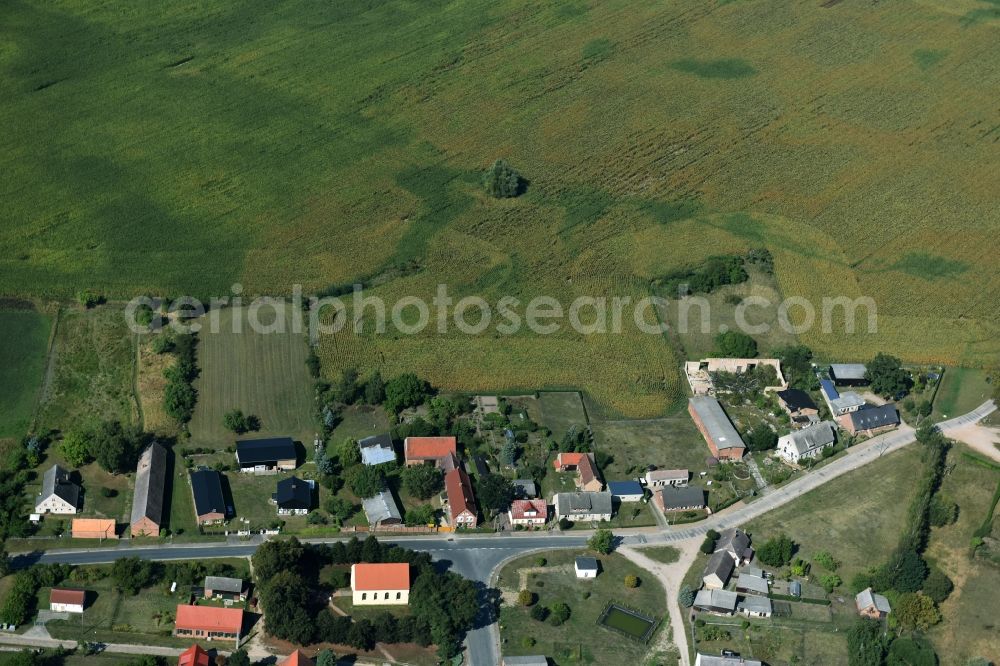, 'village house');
178,644,211,666
190,469,227,525
737,595,773,618
553,491,613,522
777,421,837,464
404,436,458,470
689,396,746,460
358,433,396,466
271,476,313,515
508,499,547,527
351,562,410,605
512,479,538,498
35,464,80,514
716,528,754,565
856,587,892,620
702,550,735,590
607,480,644,502
775,388,819,423
829,363,869,387
656,486,706,513
204,576,246,602
174,604,244,644
552,452,604,492
362,490,403,527
130,441,167,537
820,379,866,416
71,518,116,540
839,404,900,436
49,588,86,614
695,655,762,666
279,651,314,666
235,437,297,473
735,571,769,596
645,469,688,488
574,556,599,579
694,588,738,615
445,467,478,527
